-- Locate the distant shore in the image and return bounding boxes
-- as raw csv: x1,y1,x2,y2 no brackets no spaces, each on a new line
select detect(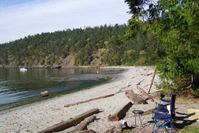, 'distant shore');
0,65,145,69
0,66,160,132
